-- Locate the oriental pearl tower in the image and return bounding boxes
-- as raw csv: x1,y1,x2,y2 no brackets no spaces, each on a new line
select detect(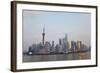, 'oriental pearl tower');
42,25,45,45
